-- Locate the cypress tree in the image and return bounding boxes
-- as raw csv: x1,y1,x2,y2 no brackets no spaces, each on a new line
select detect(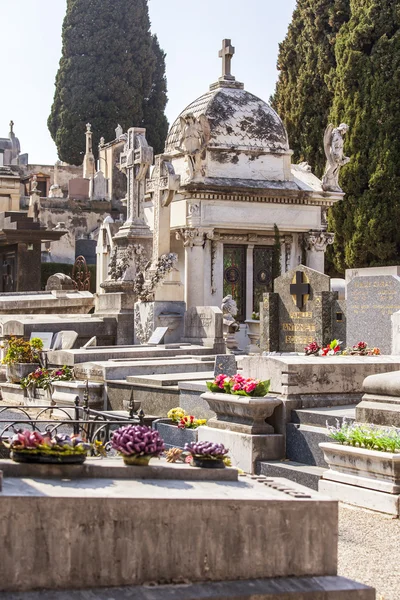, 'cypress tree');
48,0,168,165
328,0,400,272
271,0,350,177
